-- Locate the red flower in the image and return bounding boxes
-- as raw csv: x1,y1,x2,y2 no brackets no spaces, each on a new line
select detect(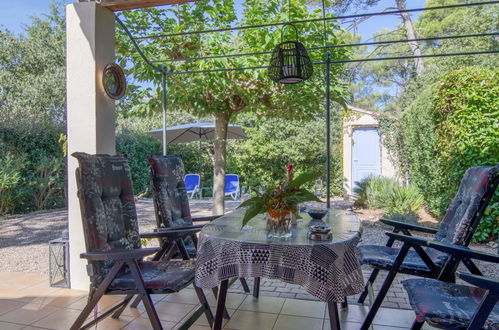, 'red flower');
287,164,294,181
